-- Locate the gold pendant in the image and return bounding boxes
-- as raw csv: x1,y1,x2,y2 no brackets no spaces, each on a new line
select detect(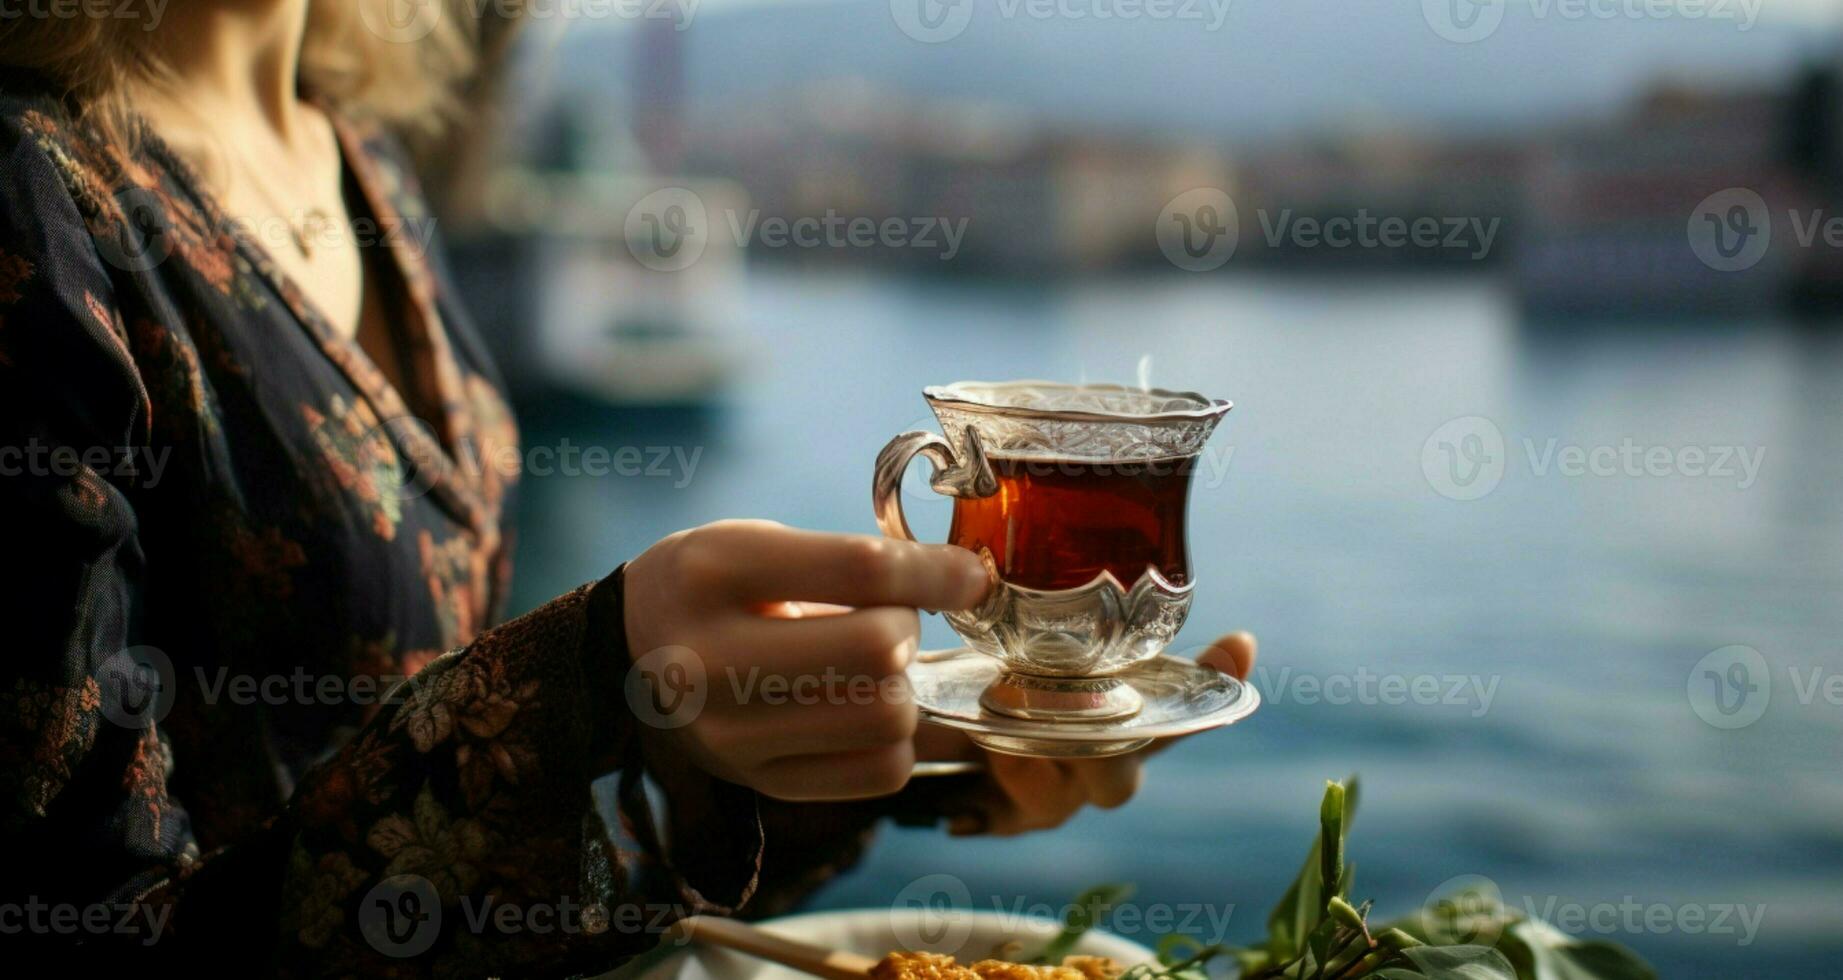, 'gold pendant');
293,208,332,259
